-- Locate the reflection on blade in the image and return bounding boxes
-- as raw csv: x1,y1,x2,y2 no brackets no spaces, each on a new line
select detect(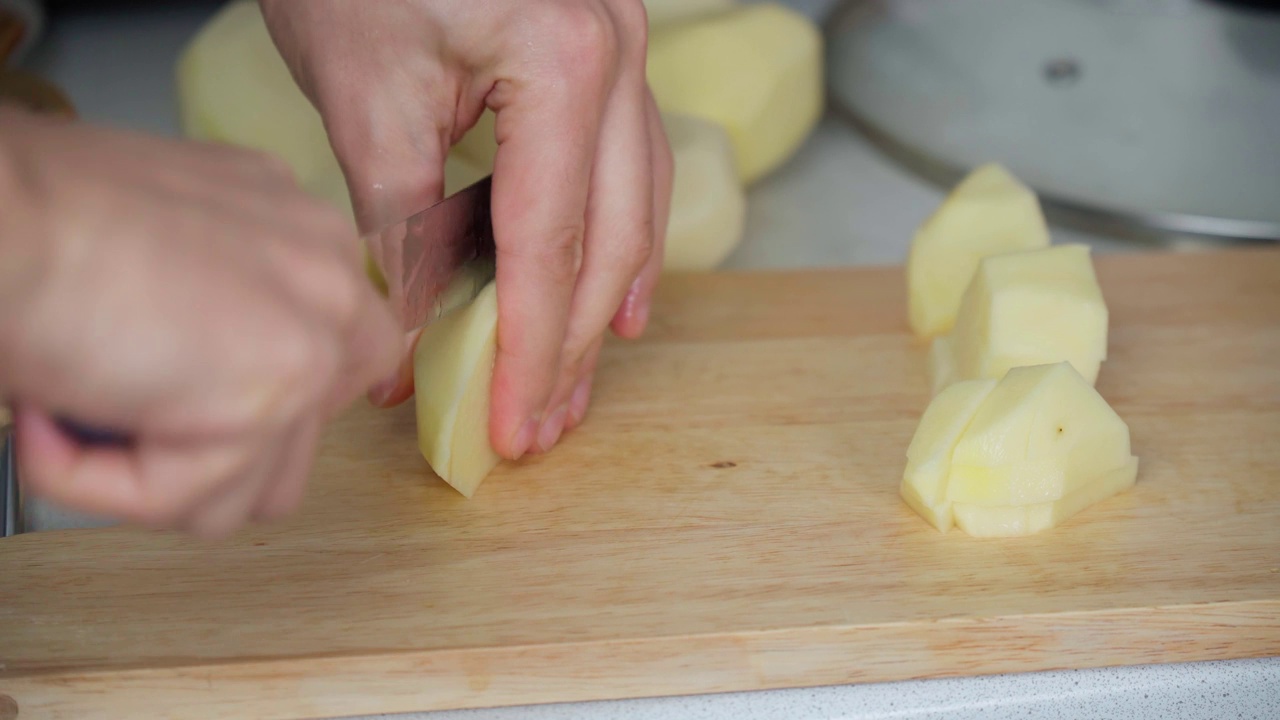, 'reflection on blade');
363,176,497,332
